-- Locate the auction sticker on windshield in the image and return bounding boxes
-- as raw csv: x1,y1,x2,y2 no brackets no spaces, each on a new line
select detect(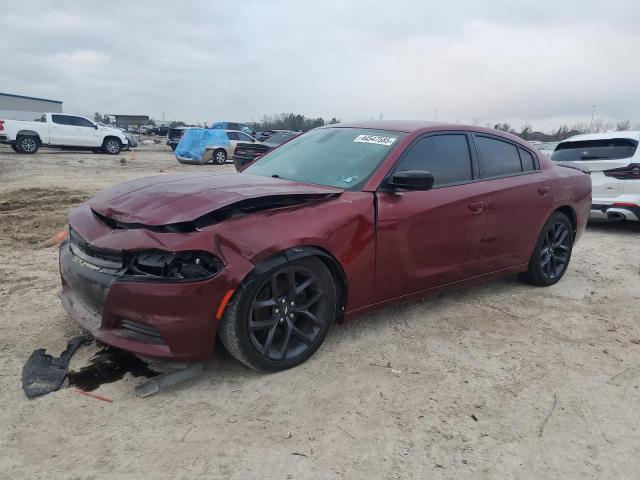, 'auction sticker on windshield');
354,134,397,146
